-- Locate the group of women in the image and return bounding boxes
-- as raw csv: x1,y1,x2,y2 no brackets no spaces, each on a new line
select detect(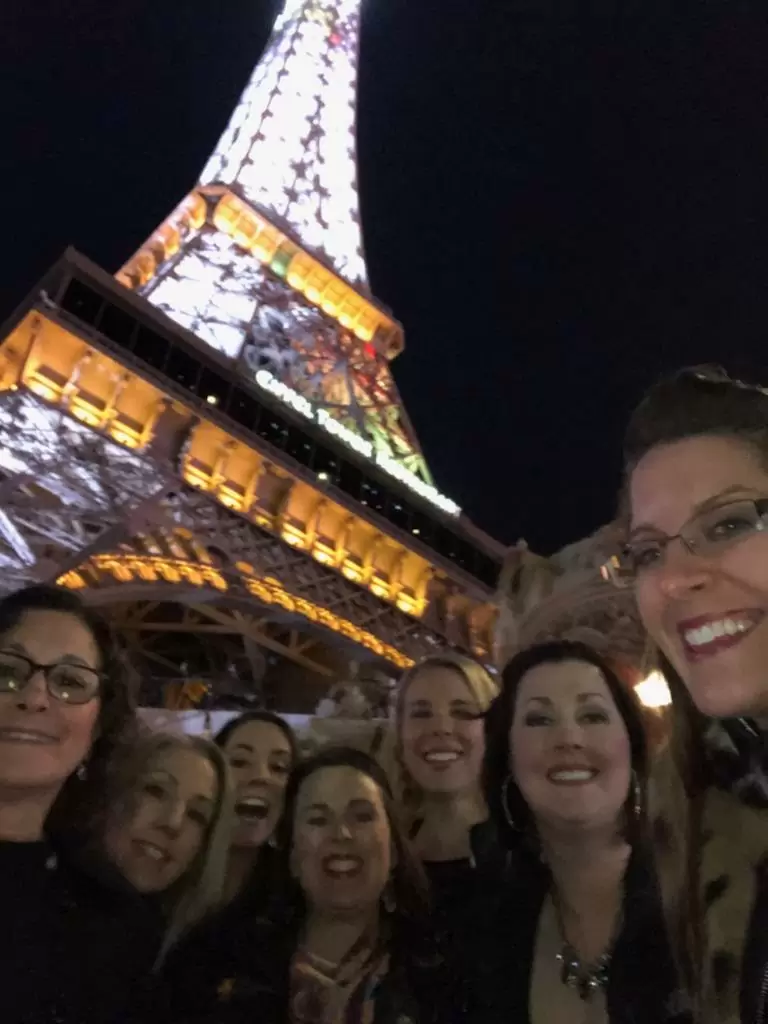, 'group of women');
2,363,768,1024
